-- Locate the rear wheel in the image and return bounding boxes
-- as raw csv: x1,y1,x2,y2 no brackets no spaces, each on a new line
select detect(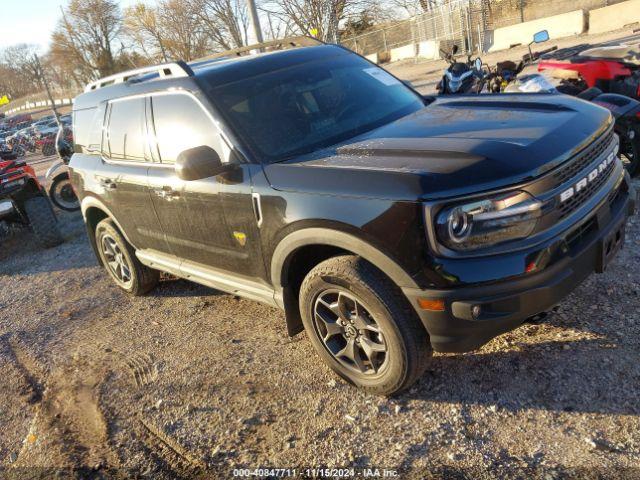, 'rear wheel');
299,255,431,396
22,195,63,248
619,134,639,176
49,174,80,211
95,218,159,295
